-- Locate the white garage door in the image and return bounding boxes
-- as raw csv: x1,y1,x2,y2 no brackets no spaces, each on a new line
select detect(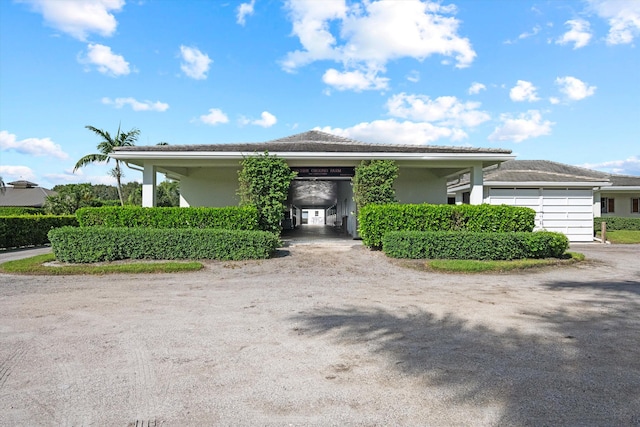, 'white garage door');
488,188,594,242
